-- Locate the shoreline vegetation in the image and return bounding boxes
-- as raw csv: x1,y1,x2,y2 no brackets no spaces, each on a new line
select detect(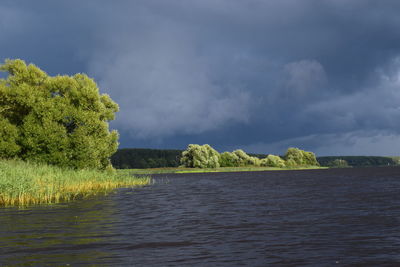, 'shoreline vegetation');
112,149,399,169
0,59,152,207
121,144,325,175
0,159,150,207
121,166,328,175
179,144,320,169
